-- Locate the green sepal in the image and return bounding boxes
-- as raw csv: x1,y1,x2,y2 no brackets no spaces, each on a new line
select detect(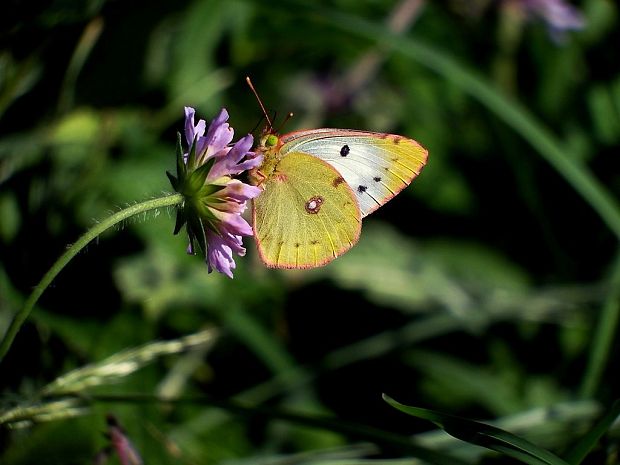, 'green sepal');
172,205,187,235
187,214,208,256
175,132,186,179
185,157,216,196
187,234,196,255
186,134,198,171
188,197,216,222
166,171,179,191
198,182,226,198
